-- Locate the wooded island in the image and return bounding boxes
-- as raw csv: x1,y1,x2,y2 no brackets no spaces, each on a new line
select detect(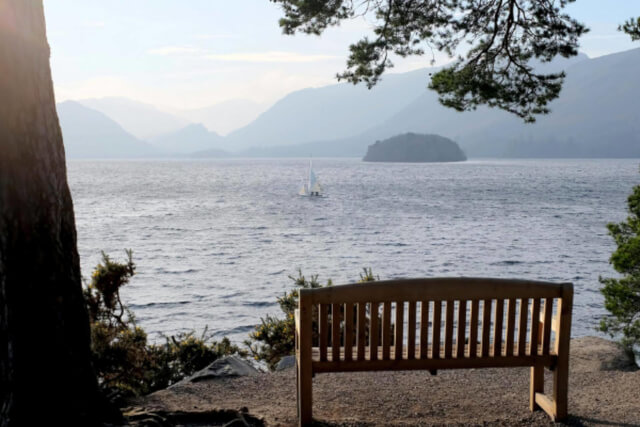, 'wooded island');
363,133,467,163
